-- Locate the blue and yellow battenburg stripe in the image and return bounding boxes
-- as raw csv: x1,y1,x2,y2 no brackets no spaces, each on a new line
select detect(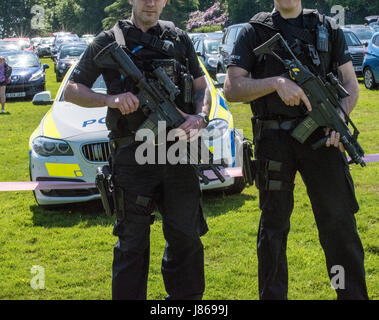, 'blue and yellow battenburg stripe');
199,59,237,166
